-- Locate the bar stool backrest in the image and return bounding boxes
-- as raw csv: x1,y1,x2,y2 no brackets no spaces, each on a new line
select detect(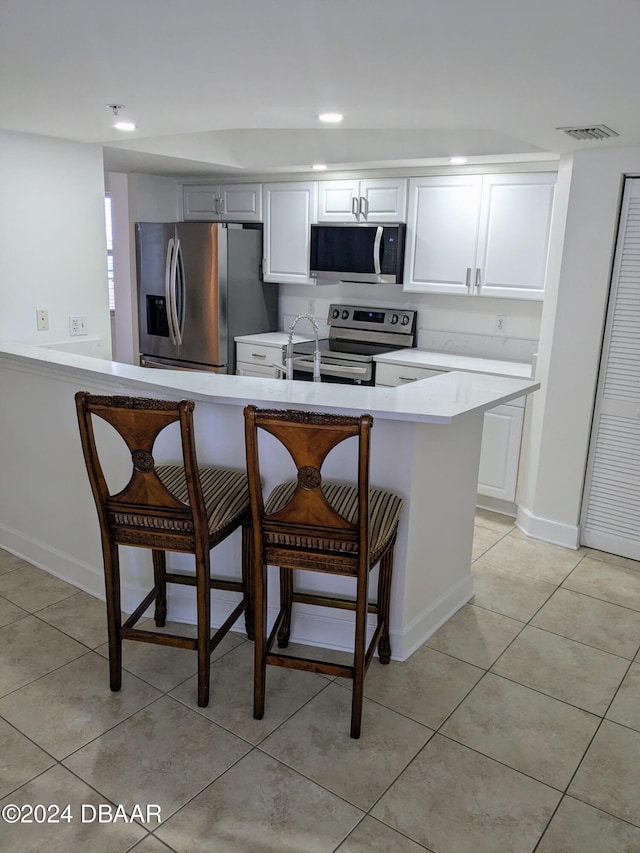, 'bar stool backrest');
75,393,207,549
244,406,372,576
